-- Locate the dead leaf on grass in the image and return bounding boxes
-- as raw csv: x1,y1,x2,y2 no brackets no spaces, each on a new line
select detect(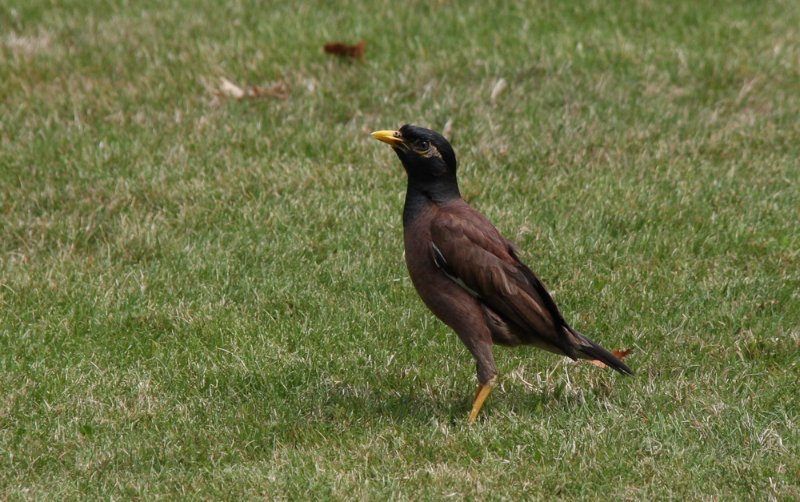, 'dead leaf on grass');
217,77,245,99
323,40,365,60
210,77,290,101
591,348,633,369
248,81,290,99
